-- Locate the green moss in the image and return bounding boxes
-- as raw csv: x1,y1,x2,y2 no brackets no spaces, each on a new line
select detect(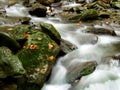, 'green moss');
40,22,61,44
67,61,97,83
0,46,25,78
68,9,98,21
0,32,21,53
17,32,60,86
